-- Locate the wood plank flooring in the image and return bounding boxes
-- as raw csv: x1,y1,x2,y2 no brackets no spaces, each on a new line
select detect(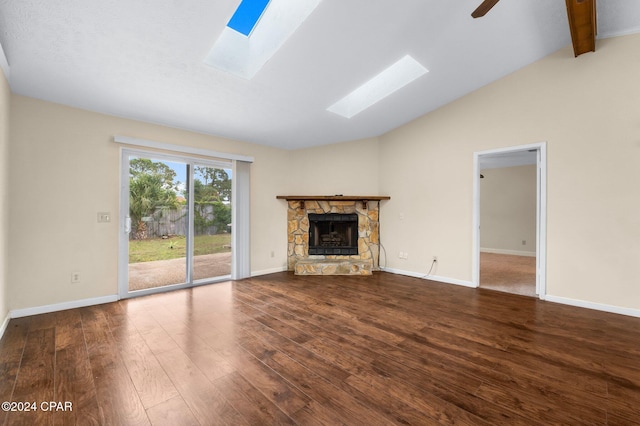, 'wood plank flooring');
480,252,536,297
1,272,639,425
